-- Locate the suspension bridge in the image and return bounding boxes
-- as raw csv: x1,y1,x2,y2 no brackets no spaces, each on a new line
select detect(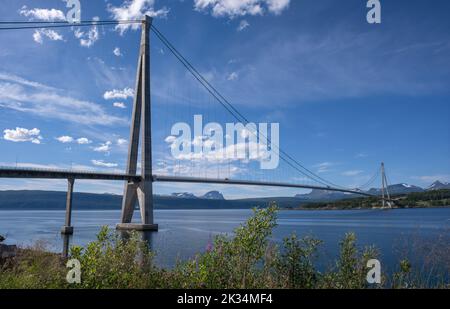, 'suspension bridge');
0,16,393,235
